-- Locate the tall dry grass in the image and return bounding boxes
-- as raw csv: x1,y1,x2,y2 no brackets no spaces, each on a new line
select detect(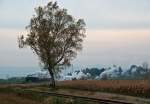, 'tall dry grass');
57,80,150,98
